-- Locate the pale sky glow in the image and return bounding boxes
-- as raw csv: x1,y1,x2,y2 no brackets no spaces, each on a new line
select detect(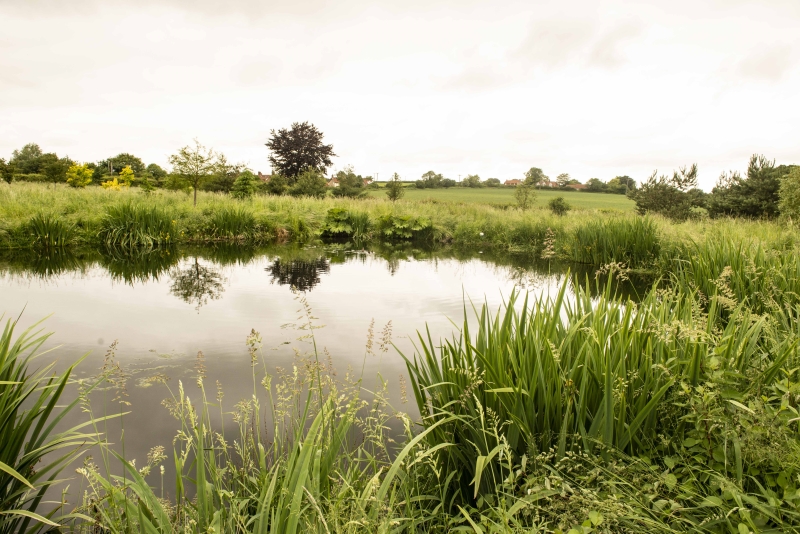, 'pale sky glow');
1,0,798,189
